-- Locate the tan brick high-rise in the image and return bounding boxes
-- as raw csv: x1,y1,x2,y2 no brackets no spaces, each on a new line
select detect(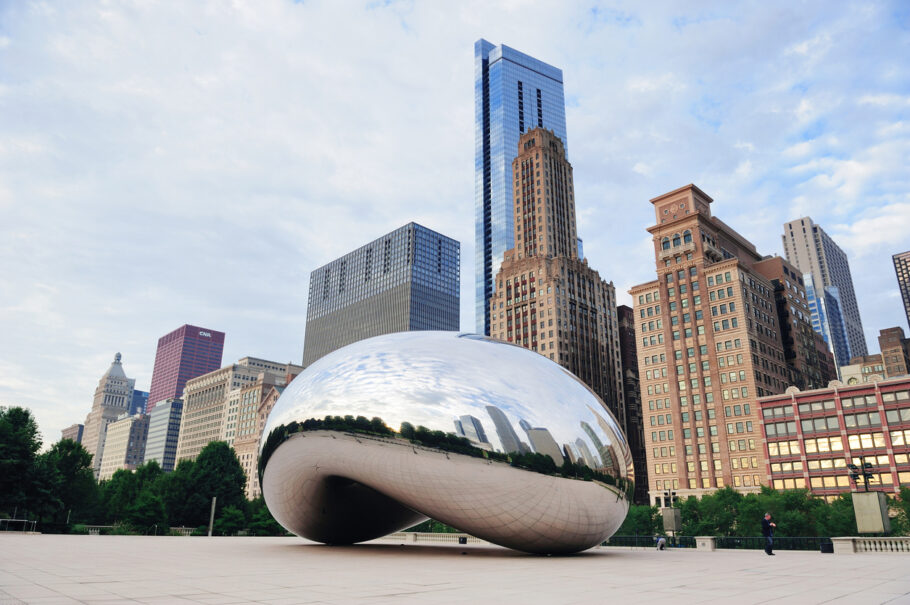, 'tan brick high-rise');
632,184,815,503
490,128,624,424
